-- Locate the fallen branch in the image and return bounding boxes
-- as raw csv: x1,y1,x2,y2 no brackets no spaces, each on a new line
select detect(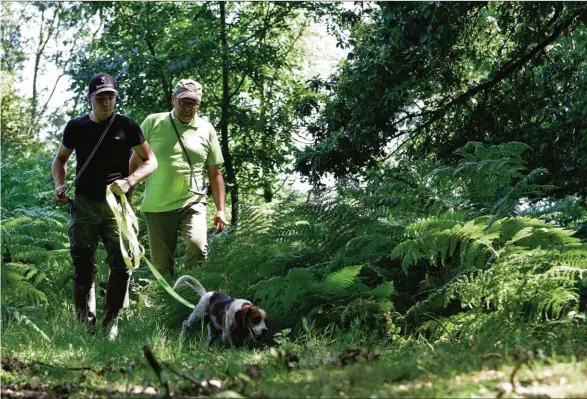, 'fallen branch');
166,365,222,395
166,366,206,392
510,351,531,389
142,344,170,399
497,350,551,399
